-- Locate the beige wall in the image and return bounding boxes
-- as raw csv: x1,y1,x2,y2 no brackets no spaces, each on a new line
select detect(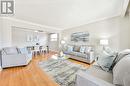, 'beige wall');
61,16,130,51
12,28,49,47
